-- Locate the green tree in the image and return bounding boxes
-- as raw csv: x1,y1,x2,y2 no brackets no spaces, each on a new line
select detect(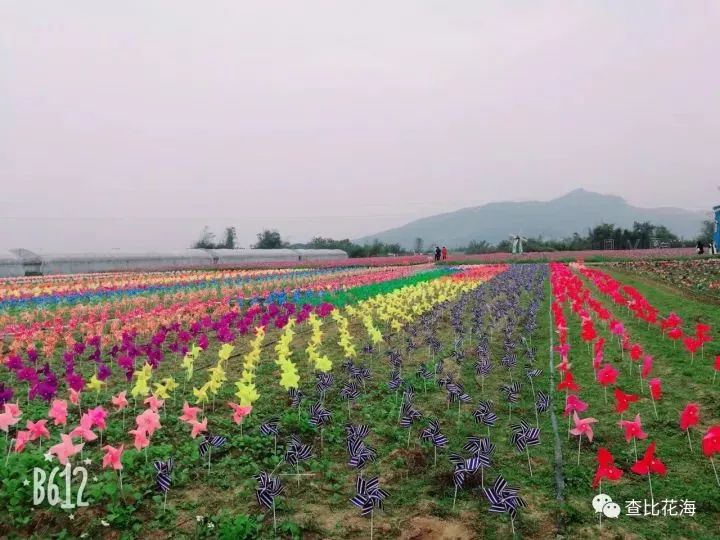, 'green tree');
413,237,424,254
254,229,286,249
697,219,715,244
192,226,216,249
221,227,237,249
